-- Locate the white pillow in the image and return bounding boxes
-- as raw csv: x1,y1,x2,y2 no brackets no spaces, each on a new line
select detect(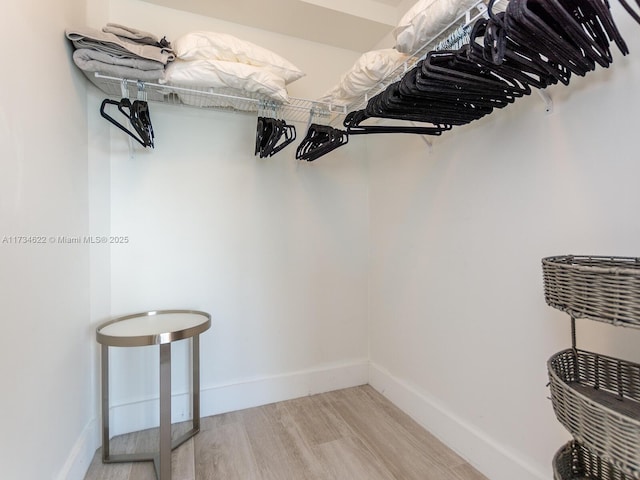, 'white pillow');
393,0,481,54
318,49,408,106
163,59,289,103
173,31,305,84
